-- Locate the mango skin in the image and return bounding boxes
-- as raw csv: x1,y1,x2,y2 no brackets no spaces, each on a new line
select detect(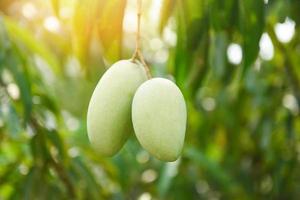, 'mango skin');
87,60,147,156
132,78,187,162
